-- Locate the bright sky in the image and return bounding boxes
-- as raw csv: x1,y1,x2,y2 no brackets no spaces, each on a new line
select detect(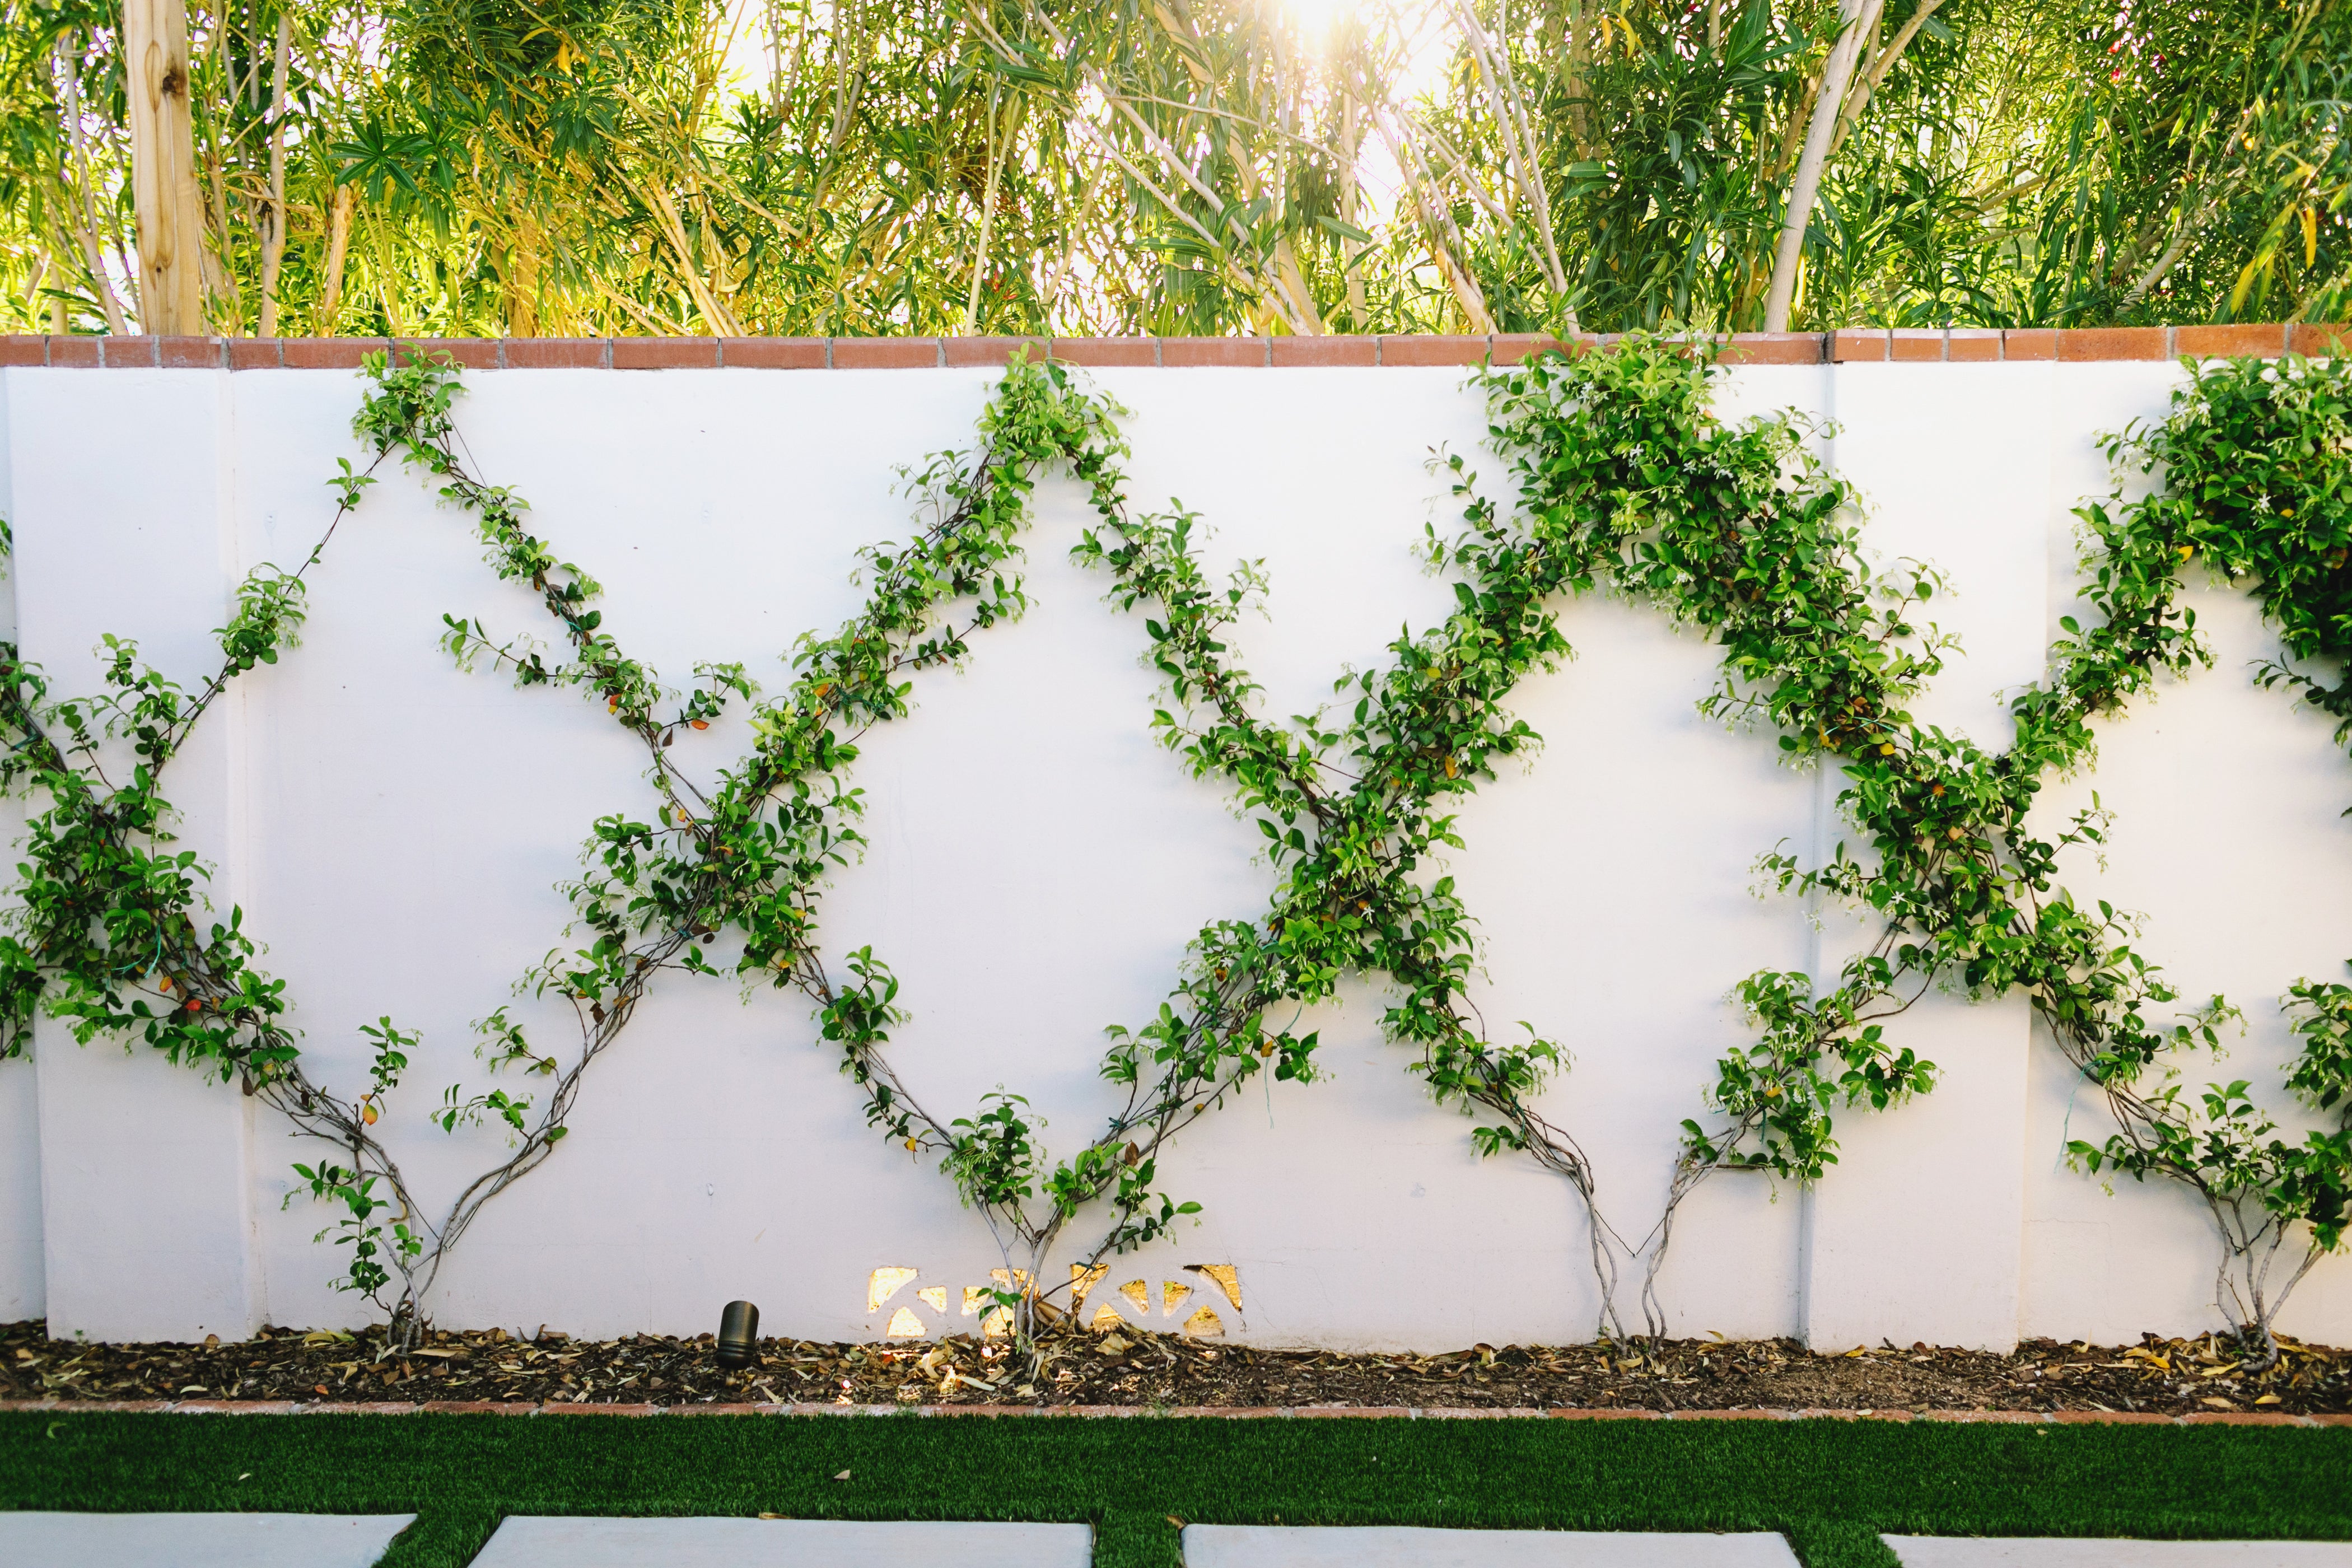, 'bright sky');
717,0,775,95
706,0,1452,234
713,0,1454,100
